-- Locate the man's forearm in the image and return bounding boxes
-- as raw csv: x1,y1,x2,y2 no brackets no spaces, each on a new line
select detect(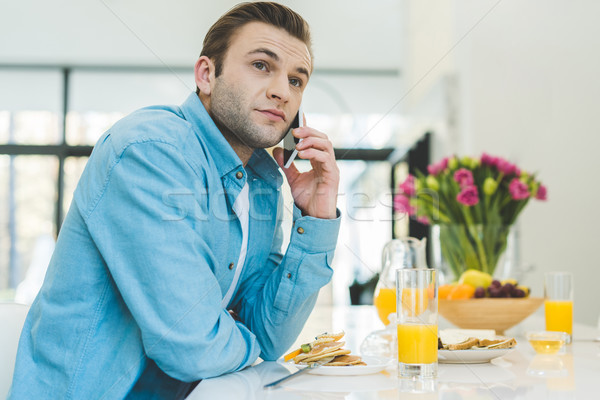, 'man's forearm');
234,206,340,360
